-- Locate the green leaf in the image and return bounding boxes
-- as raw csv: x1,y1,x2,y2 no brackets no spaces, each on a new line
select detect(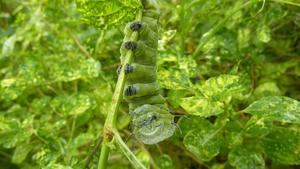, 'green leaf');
180,96,224,117
0,78,27,100
0,118,32,148
250,82,282,102
260,126,300,165
257,25,271,43
136,150,151,169
200,74,250,102
244,96,300,124
183,122,224,161
76,0,142,29
228,146,265,169
167,90,187,108
158,69,191,90
177,116,212,136
12,143,34,164
1,35,16,57
154,154,174,169
50,57,101,82
69,133,95,155
51,94,96,116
